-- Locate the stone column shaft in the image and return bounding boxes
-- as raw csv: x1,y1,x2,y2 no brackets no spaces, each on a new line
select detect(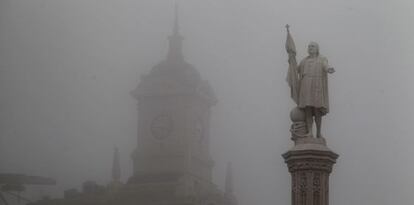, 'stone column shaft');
283,140,338,205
